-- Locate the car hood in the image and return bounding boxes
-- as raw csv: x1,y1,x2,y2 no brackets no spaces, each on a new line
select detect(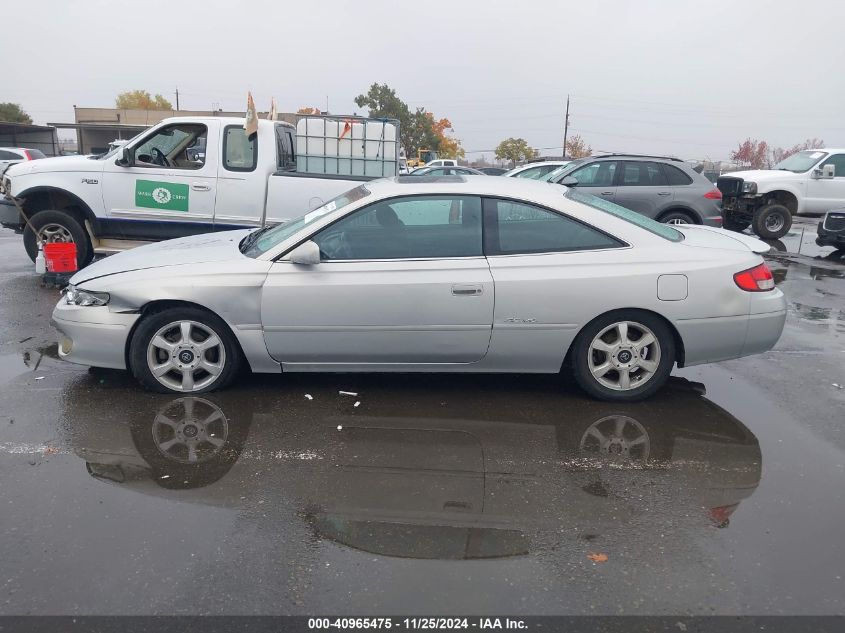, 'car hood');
6,155,103,178
675,225,770,254
720,169,798,183
71,229,255,284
